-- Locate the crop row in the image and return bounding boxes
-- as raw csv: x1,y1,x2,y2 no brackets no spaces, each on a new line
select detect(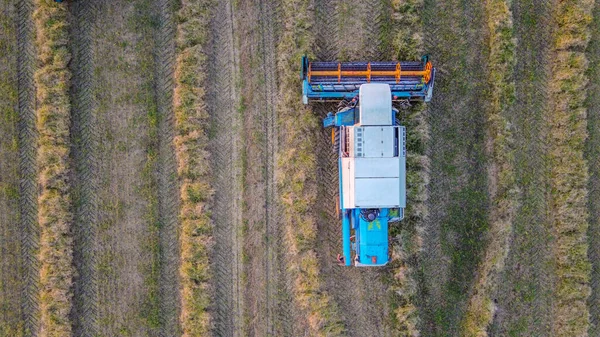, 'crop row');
33,1,73,335
460,0,517,335
276,0,345,335
173,0,214,335
548,0,595,335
